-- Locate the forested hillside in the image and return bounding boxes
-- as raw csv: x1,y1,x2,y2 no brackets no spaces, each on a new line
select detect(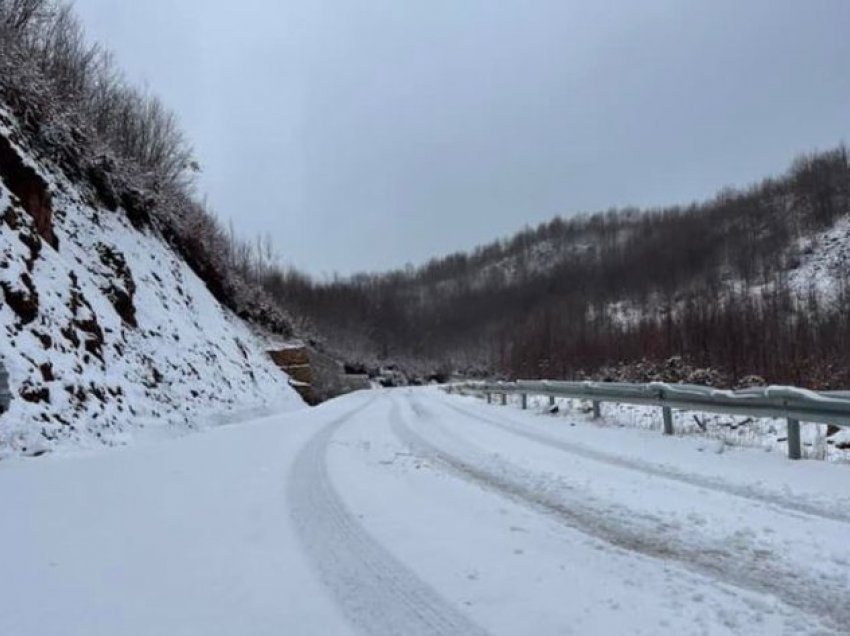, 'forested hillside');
260,148,850,388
